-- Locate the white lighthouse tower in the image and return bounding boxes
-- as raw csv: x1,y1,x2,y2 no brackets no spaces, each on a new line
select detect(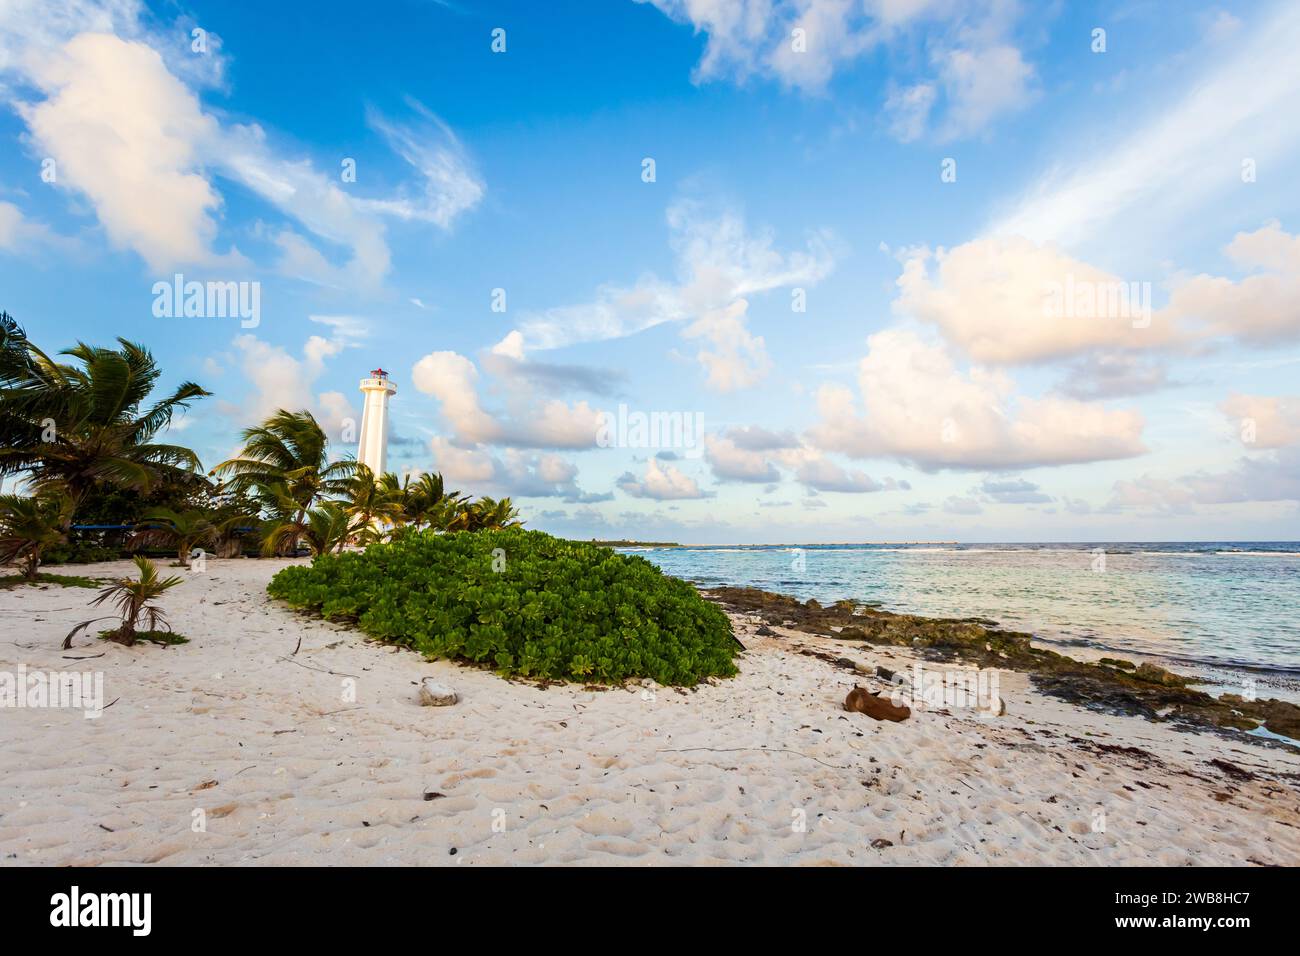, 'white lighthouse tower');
357,368,397,477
